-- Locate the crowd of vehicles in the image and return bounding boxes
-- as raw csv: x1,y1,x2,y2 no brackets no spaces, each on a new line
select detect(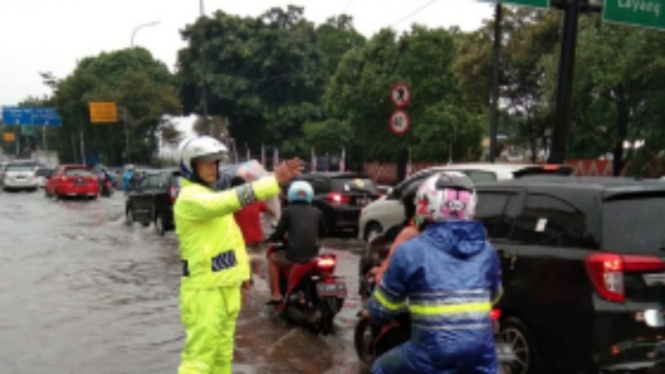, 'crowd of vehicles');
4,156,665,371
357,174,665,373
